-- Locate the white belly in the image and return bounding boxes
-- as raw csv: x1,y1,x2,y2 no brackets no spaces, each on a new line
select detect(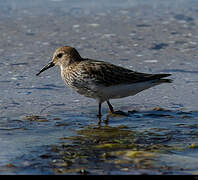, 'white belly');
98,80,159,102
